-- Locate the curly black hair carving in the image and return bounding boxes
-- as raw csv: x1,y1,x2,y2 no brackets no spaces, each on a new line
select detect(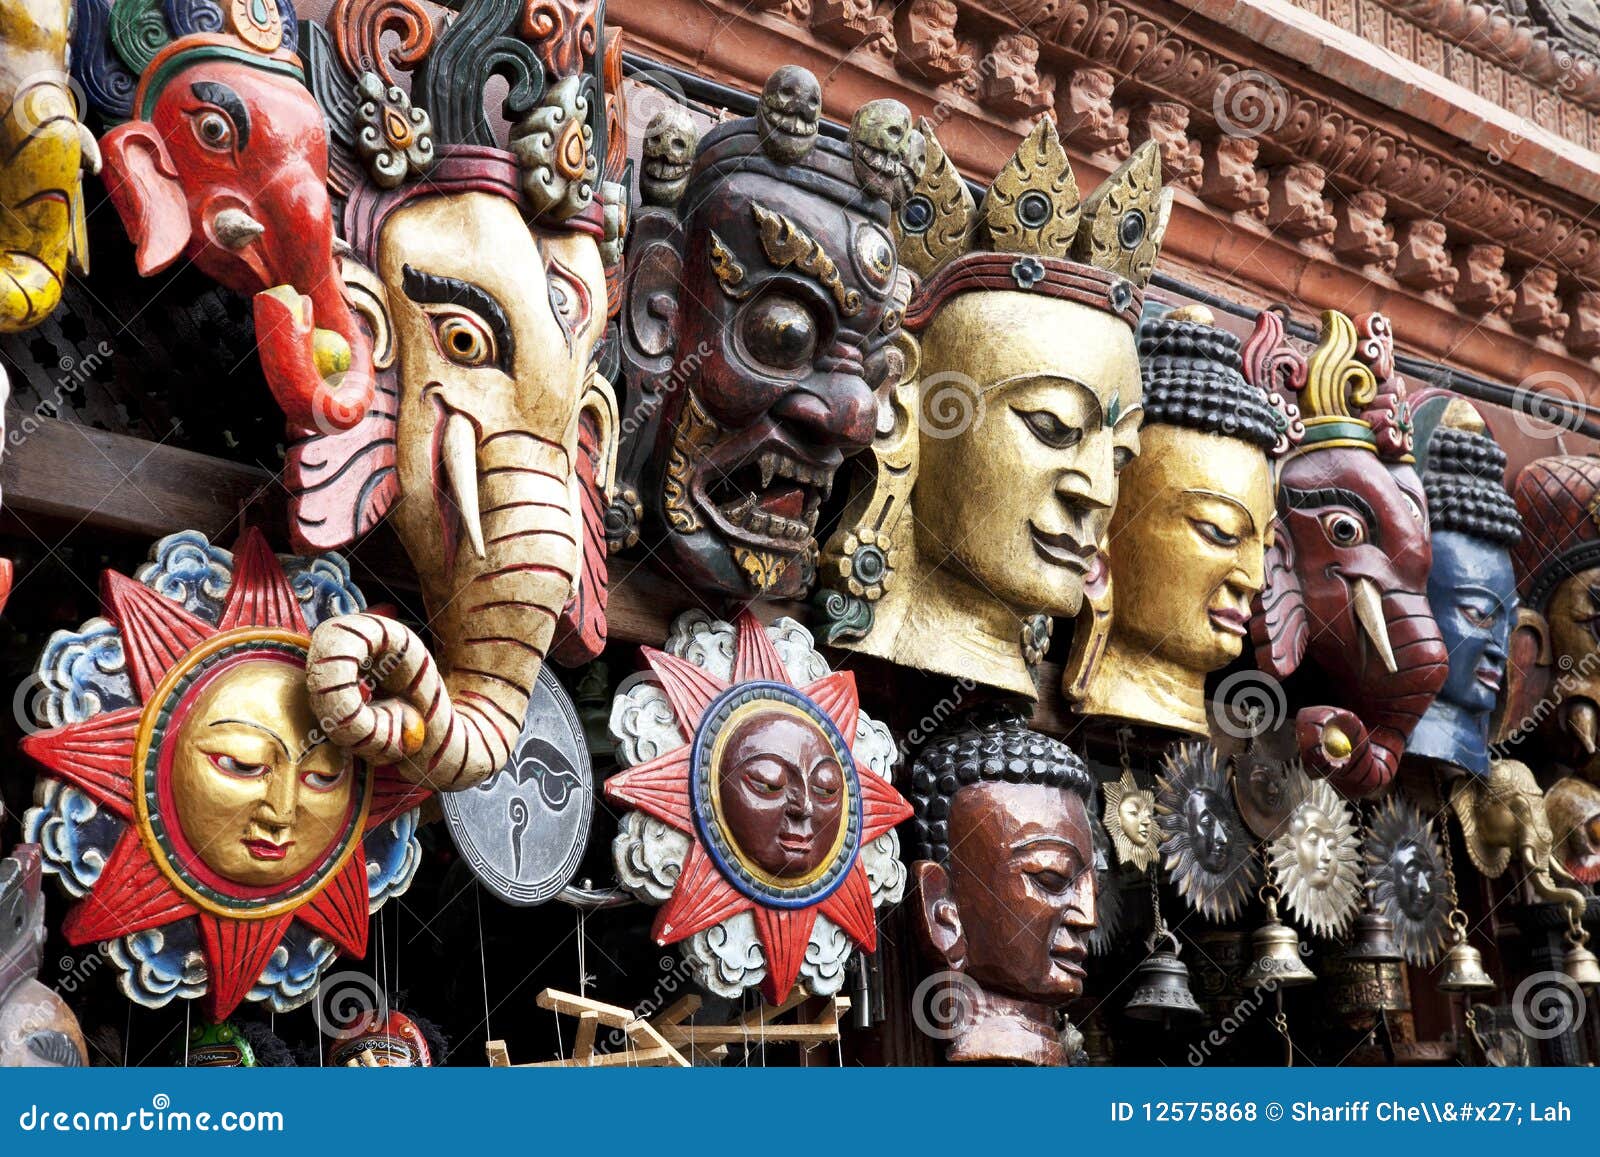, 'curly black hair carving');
909,706,1092,864
1423,426,1522,548
1139,315,1281,452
